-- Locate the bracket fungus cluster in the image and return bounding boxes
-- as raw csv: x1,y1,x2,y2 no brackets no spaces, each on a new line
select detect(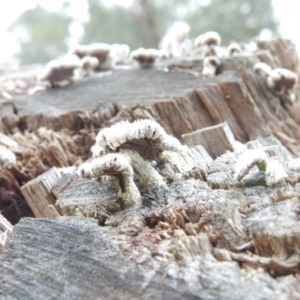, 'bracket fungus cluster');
31,42,131,93
67,43,118,70
254,62,298,103
78,119,187,208
29,28,264,94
